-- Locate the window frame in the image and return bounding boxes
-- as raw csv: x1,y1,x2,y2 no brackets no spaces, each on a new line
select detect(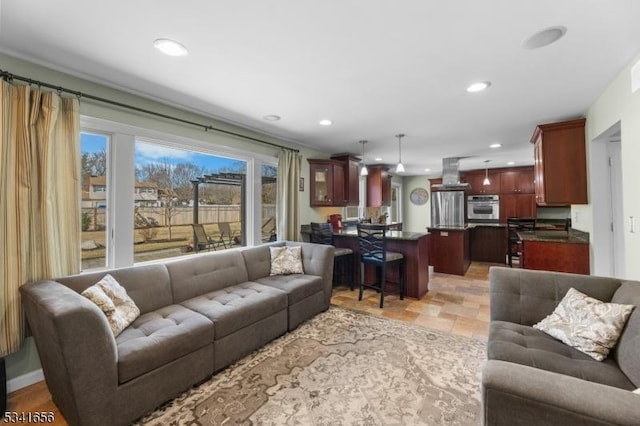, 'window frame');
80,116,277,270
